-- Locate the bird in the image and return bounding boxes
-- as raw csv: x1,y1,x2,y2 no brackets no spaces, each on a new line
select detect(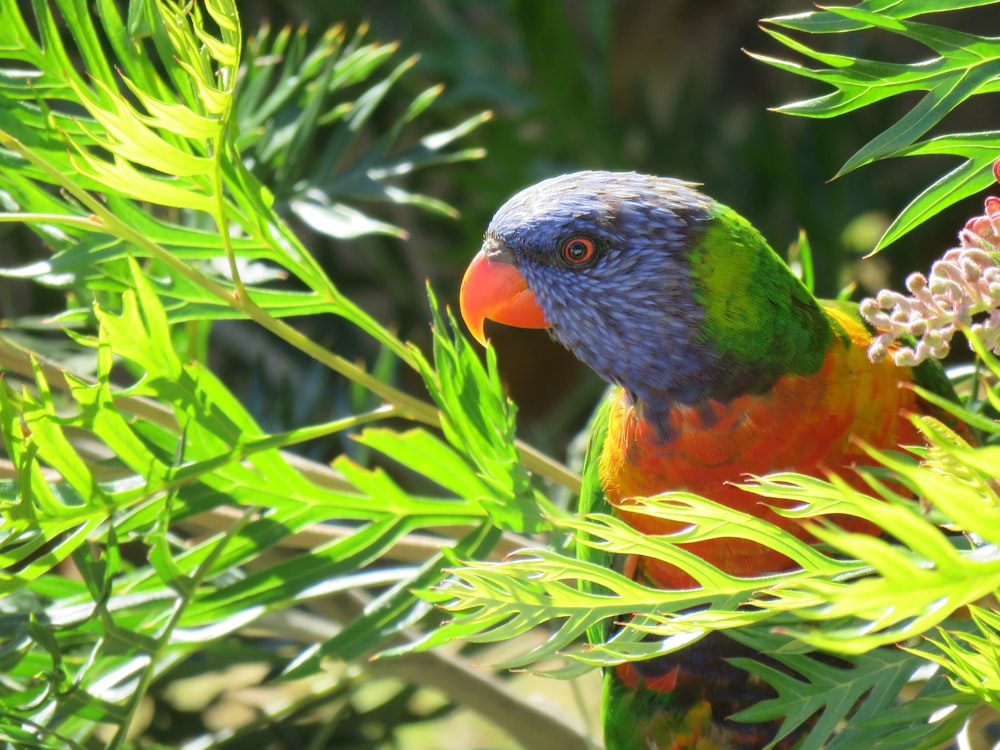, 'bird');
458,171,962,749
